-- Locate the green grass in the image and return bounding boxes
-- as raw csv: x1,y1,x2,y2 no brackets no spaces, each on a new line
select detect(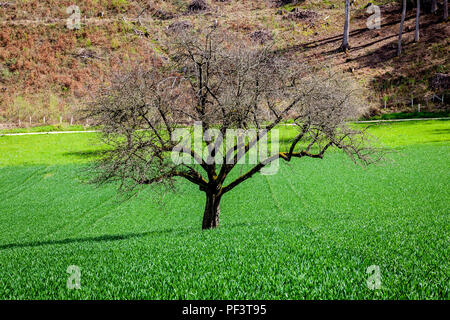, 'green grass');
1,120,449,166
364,111,450,121
0,121,448,299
